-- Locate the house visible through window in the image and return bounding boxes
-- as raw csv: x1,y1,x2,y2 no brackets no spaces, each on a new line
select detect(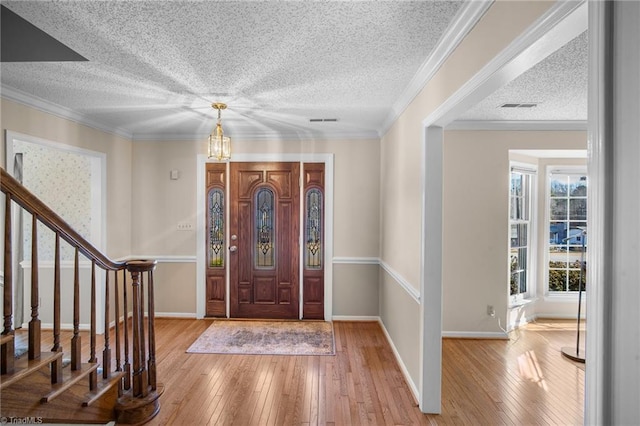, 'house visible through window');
547,170,587,293
509,167,535,299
